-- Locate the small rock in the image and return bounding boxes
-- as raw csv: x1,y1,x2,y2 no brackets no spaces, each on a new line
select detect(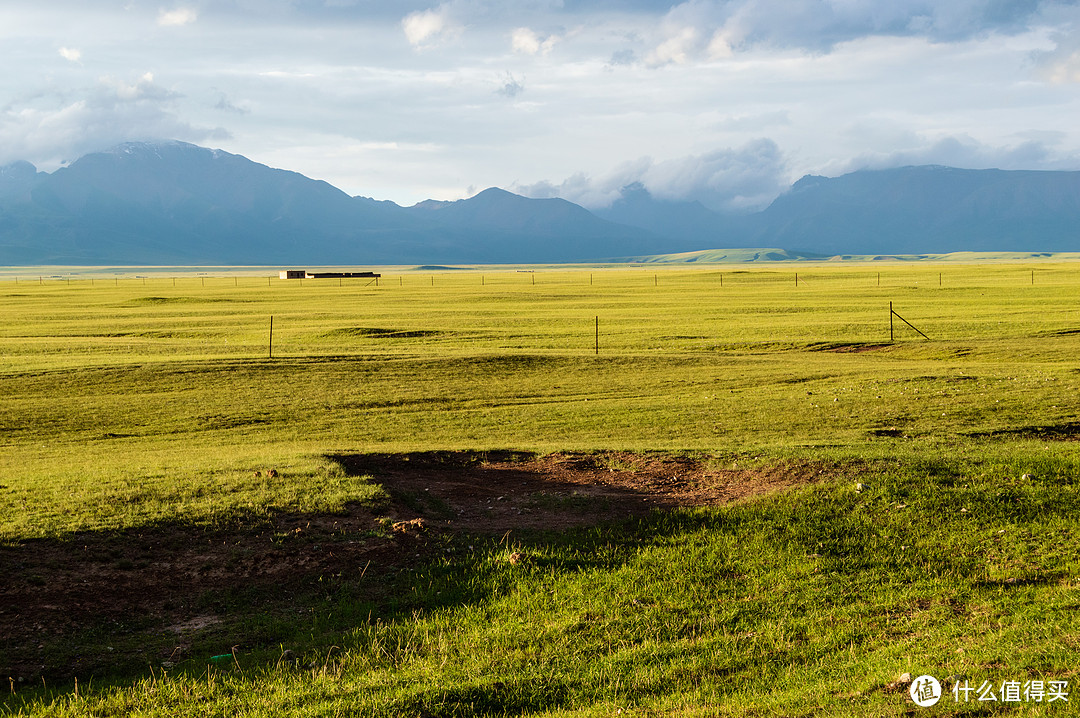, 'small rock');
392,518,426,533
885,673,913,693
